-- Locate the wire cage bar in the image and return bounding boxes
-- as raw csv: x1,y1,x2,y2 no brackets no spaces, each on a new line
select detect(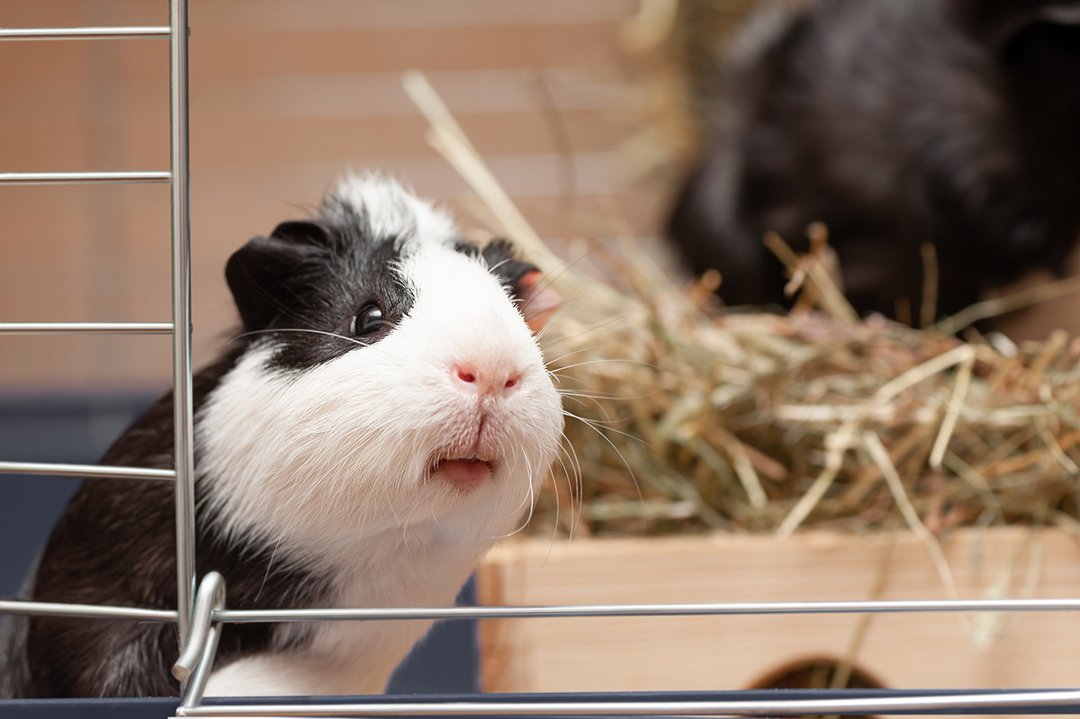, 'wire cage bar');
211,596,1080,623
0,171,171,185
0,27,171,41
0,0,199,670
169,0,197,650
0,460,175,481
171,690,1080,718
0,322,174,334
0,599,176,622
